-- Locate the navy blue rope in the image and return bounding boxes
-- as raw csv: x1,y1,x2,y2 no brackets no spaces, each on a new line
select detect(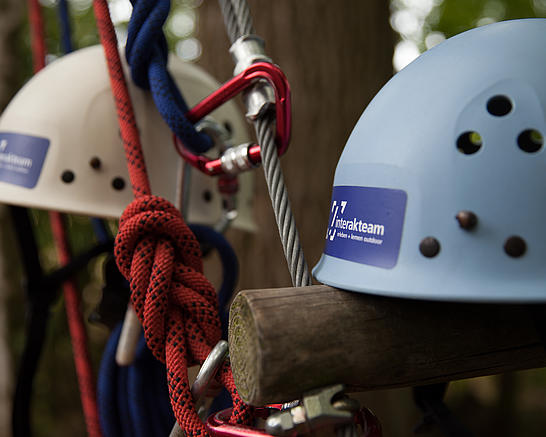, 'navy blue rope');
97,324,123,437
128,338,159,437
98,323,174,437
92,219,111,245
126,0,213,154
57,0,73,53
117,366,136,436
